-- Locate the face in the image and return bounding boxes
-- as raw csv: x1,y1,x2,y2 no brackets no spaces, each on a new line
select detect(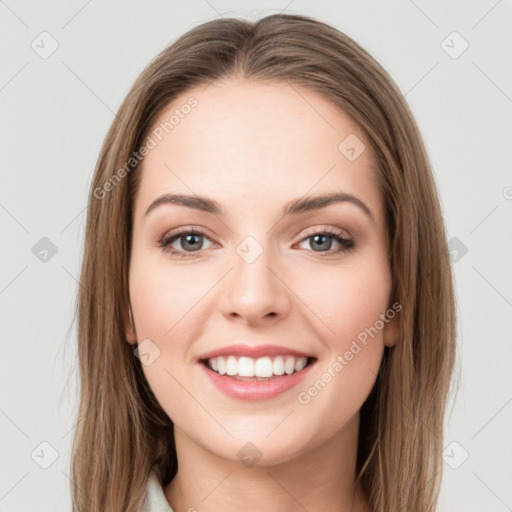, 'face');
126,78,397,465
